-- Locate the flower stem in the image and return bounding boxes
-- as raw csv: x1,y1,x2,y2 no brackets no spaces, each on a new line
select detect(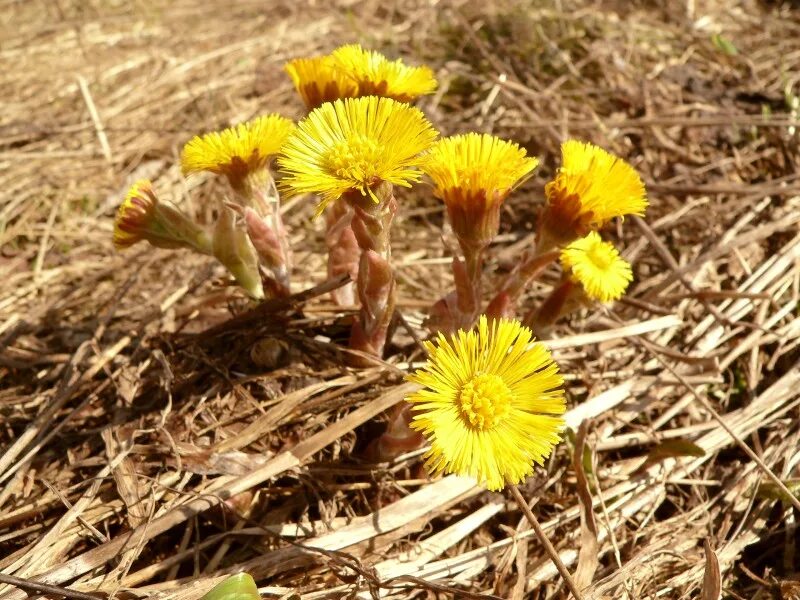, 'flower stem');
456,242,485,327
344,183,397,364
524,279,577,331
504,249,560,301
232,170,292,297
508,484,584,600
325,199,359,306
